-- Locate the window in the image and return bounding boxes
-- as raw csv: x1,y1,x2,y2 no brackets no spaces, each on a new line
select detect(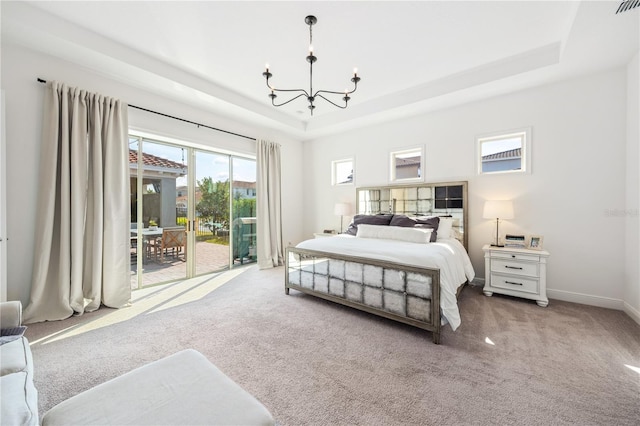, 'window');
477,128,531,175
332,158,354,186
390,147,423,183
